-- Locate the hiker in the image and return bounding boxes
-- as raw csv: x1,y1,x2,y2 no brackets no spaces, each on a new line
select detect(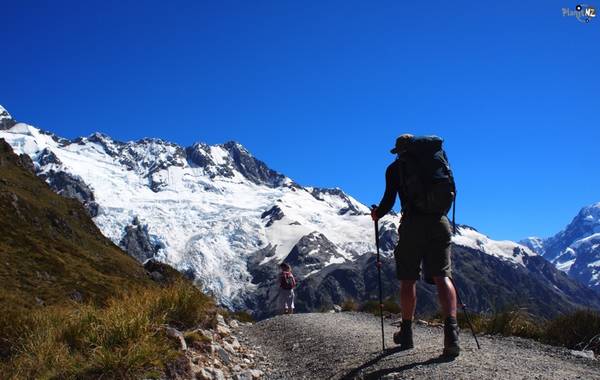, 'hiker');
371,134,460,357
278,262,296,315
